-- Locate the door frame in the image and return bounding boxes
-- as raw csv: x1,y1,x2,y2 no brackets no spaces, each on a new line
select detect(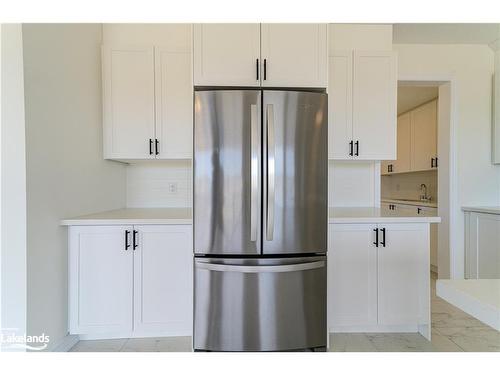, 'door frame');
398,75,459,279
